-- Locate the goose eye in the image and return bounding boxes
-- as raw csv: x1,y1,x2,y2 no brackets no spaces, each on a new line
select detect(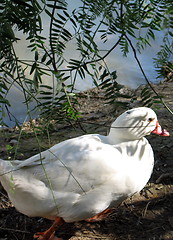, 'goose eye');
148,118,154,122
